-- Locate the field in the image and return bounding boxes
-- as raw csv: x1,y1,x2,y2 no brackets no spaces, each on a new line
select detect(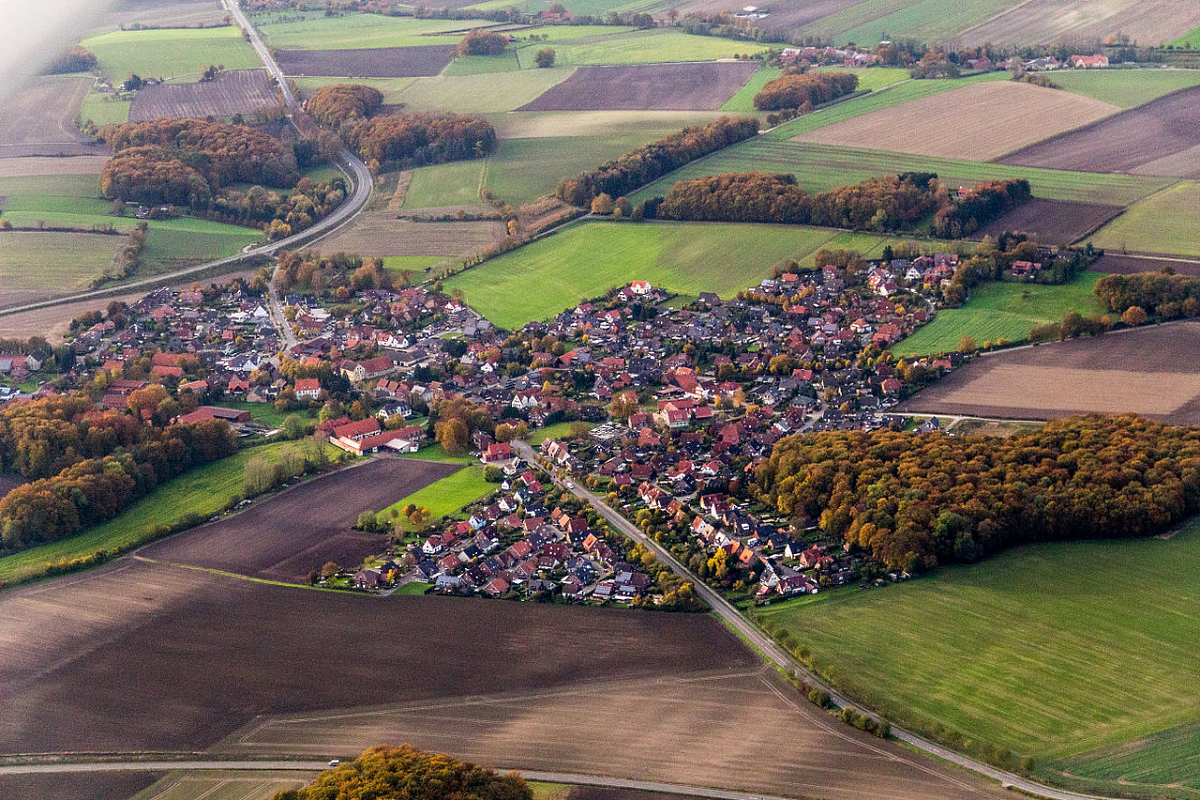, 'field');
895,272,1105,355
541,29,767,66
1091,181,1200,257
403,160,487,208
755,518,1200,793
277,46,456,78
625,139,1172,208
81,26,261,82
1094,253,1200,278
79,89,132,126
0,75,108,159
92,0,227,33
813,65,911,91
959,0,1200,47
1053,68,1200,108
976,199,1122,245
489,109,730,139
142,458,459,581
793,81,1120,162
389,69,575,113
899,321,1200,423
720,66,783,111
130,69,279,121
257,14,490,50
0,772,162,800
128,770,316,800
445,221,880,329
518,62,758,111
999,85,1200,178
375,464,493,529
0,231,124,308
318,212,503,257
